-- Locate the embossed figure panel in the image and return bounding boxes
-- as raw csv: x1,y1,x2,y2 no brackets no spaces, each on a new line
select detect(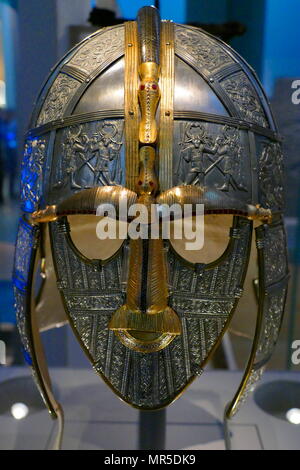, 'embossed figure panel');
48,120,125,205
257,138,284,211
20,136,49,213
13,219,39,362
13,218,38,292
68,26,124,74
220,71,269,128
173,121,250,197
175,25,234,74
263,222,288,285
37,74,81,126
